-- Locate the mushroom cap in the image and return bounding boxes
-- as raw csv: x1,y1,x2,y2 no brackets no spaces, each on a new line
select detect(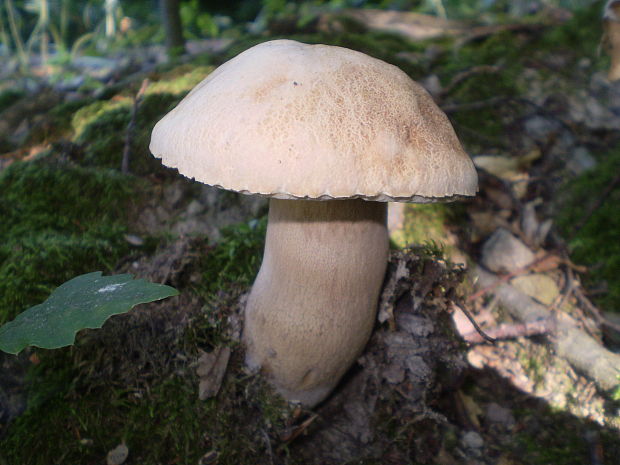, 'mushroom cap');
150,40,477,202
